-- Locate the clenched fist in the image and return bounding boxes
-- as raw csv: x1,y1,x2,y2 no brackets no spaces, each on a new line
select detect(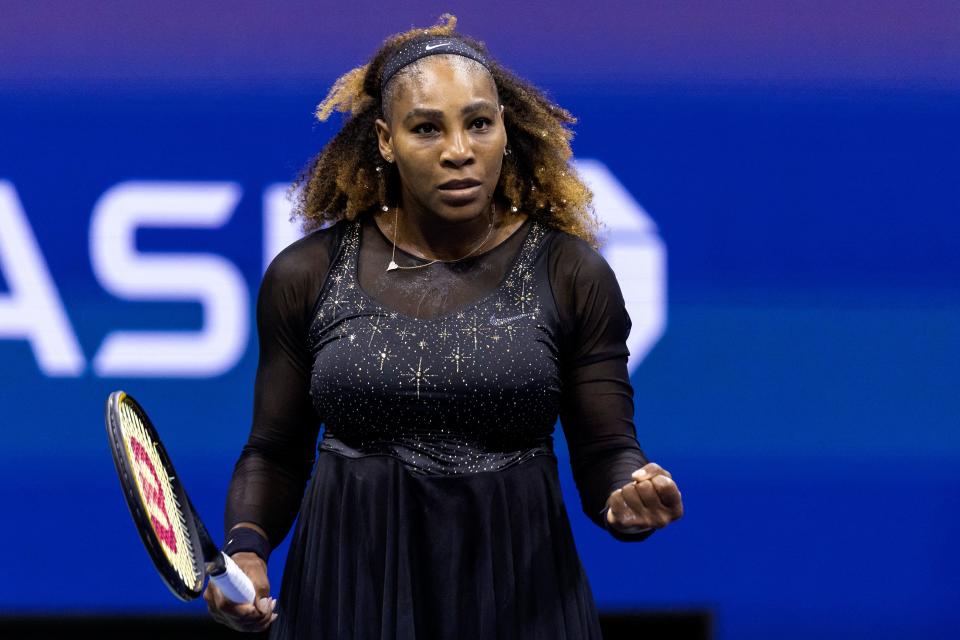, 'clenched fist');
605,462,683,534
